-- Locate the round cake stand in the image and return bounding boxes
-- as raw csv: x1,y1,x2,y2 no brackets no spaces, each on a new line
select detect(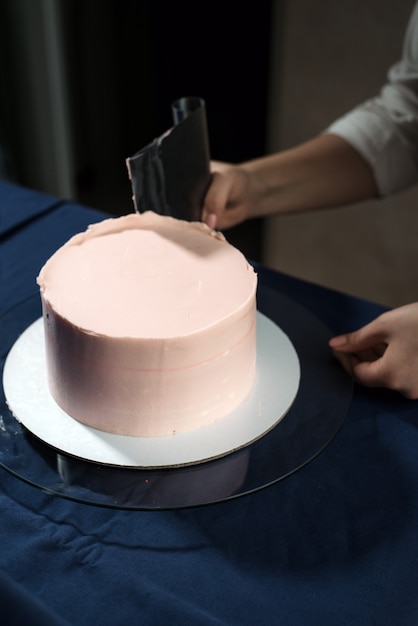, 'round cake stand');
0,285,352,510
